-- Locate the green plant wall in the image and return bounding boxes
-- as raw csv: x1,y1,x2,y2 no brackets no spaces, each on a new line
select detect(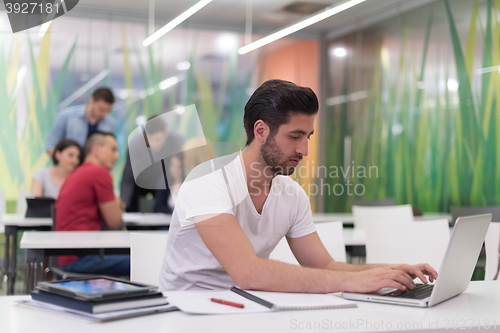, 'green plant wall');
0,17,252,201
324,0,496,212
